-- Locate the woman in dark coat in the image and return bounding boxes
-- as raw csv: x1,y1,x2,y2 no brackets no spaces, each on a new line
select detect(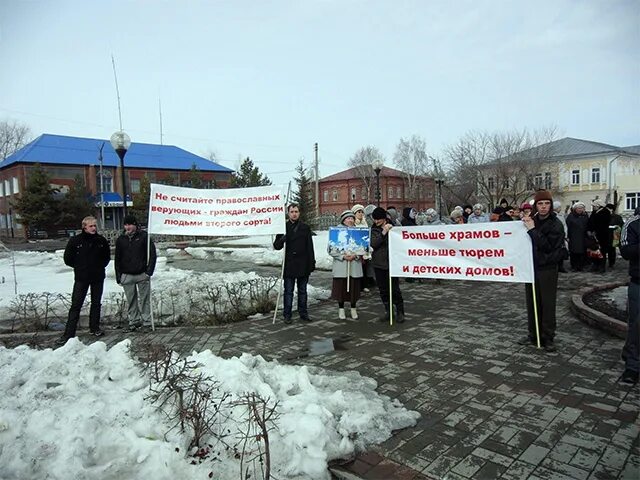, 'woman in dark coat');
587,199,612,273
566,201,589,271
